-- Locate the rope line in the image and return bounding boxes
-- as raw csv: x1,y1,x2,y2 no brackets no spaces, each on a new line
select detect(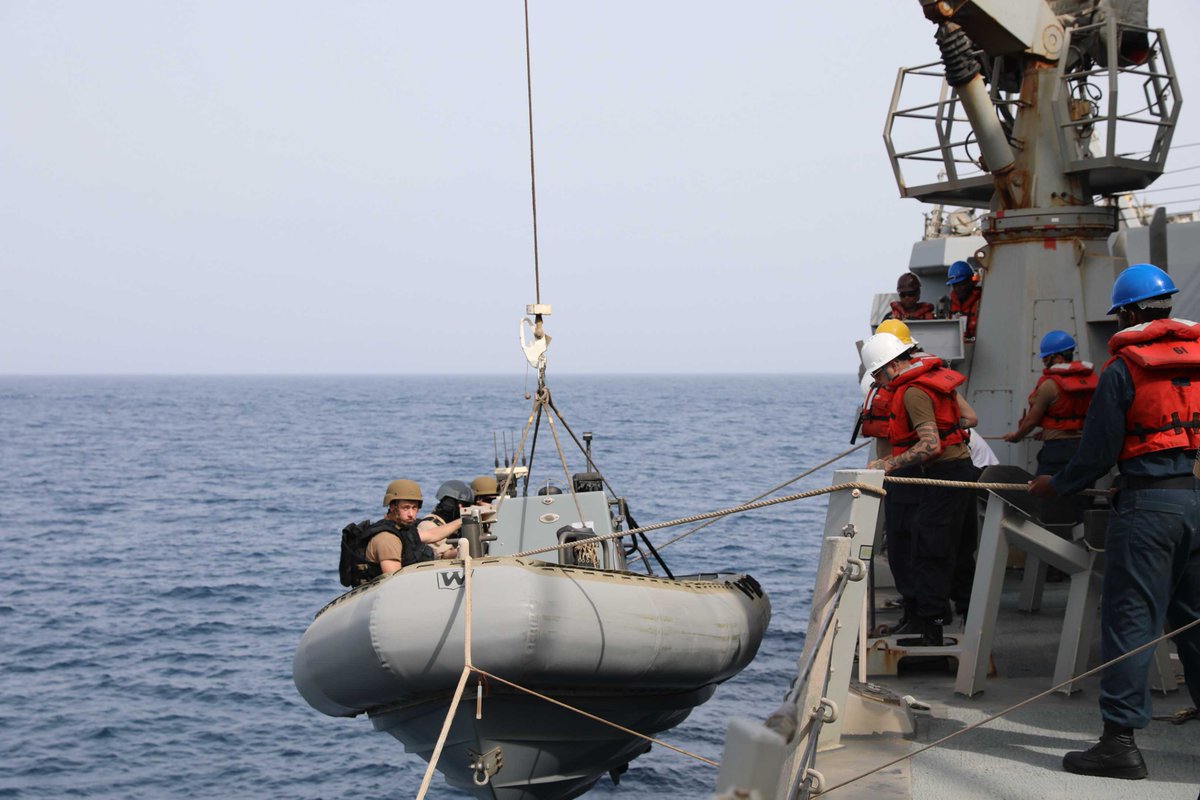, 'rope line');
415,540,717,797
508,482,886,560
785,561,856,705
543,401,588,527
468,667,719,767
819,615,1200,796
414,666,472,800
883,475,1109,497
416,542,481,799
630,442,872,561
522,0,541,304
492,404,539,514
